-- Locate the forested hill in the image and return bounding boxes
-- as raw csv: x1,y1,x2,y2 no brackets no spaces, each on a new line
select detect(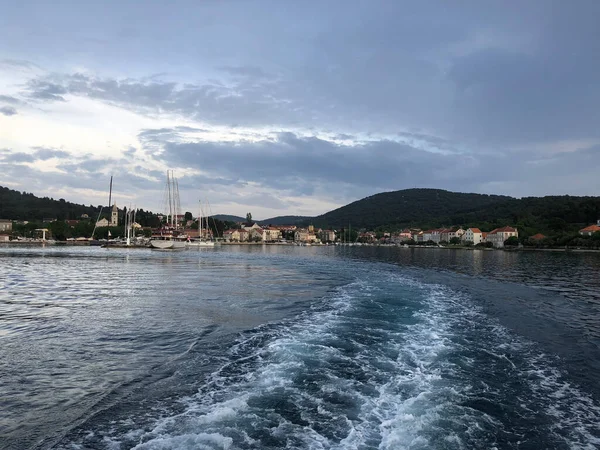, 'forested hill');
0,186,102,221
310,188,600,234
258,215,313,226
312,189,511,229
0,186,159,226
